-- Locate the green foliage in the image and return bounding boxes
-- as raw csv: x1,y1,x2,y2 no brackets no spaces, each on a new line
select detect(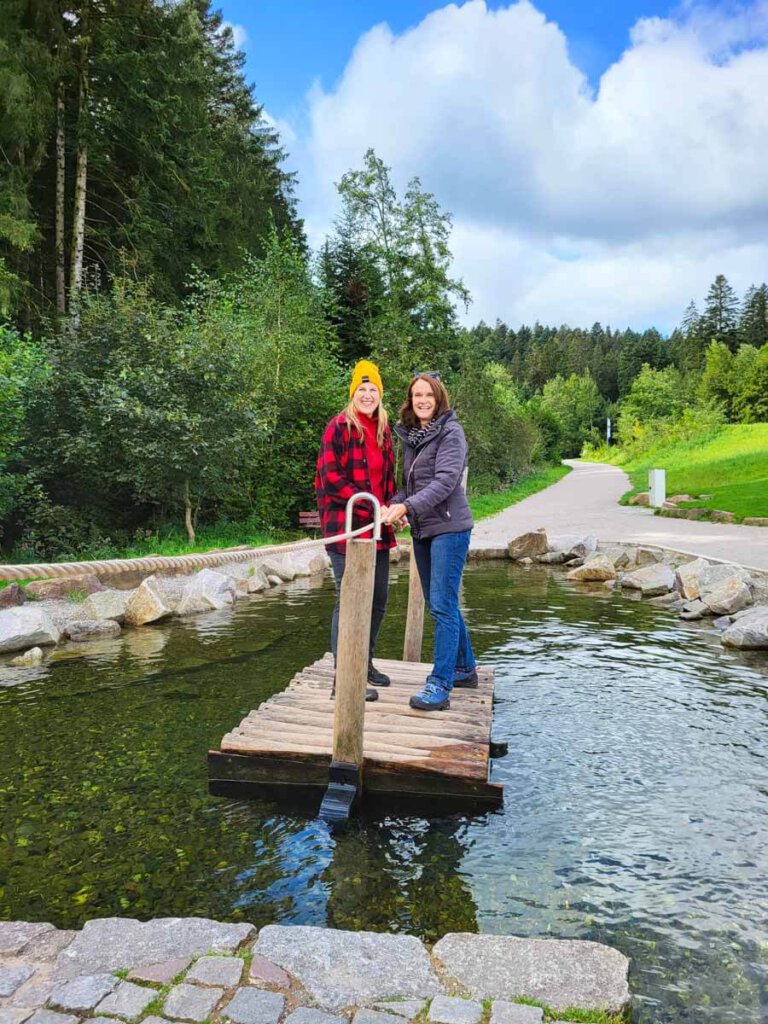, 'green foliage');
523,398,564,462
186,231,344,527
702,273,740,349
732,344,768,424
0,326,49,524
453,362,542,489
0,0,301,327
541,371,603,457
615,363,689,445
740,284,768,348
335,148,469,388
5,232,342,558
